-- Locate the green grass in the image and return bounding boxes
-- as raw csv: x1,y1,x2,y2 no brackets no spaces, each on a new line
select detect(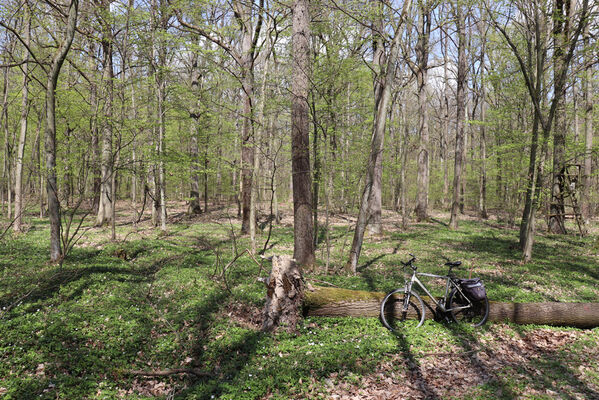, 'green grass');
0,209,598,399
